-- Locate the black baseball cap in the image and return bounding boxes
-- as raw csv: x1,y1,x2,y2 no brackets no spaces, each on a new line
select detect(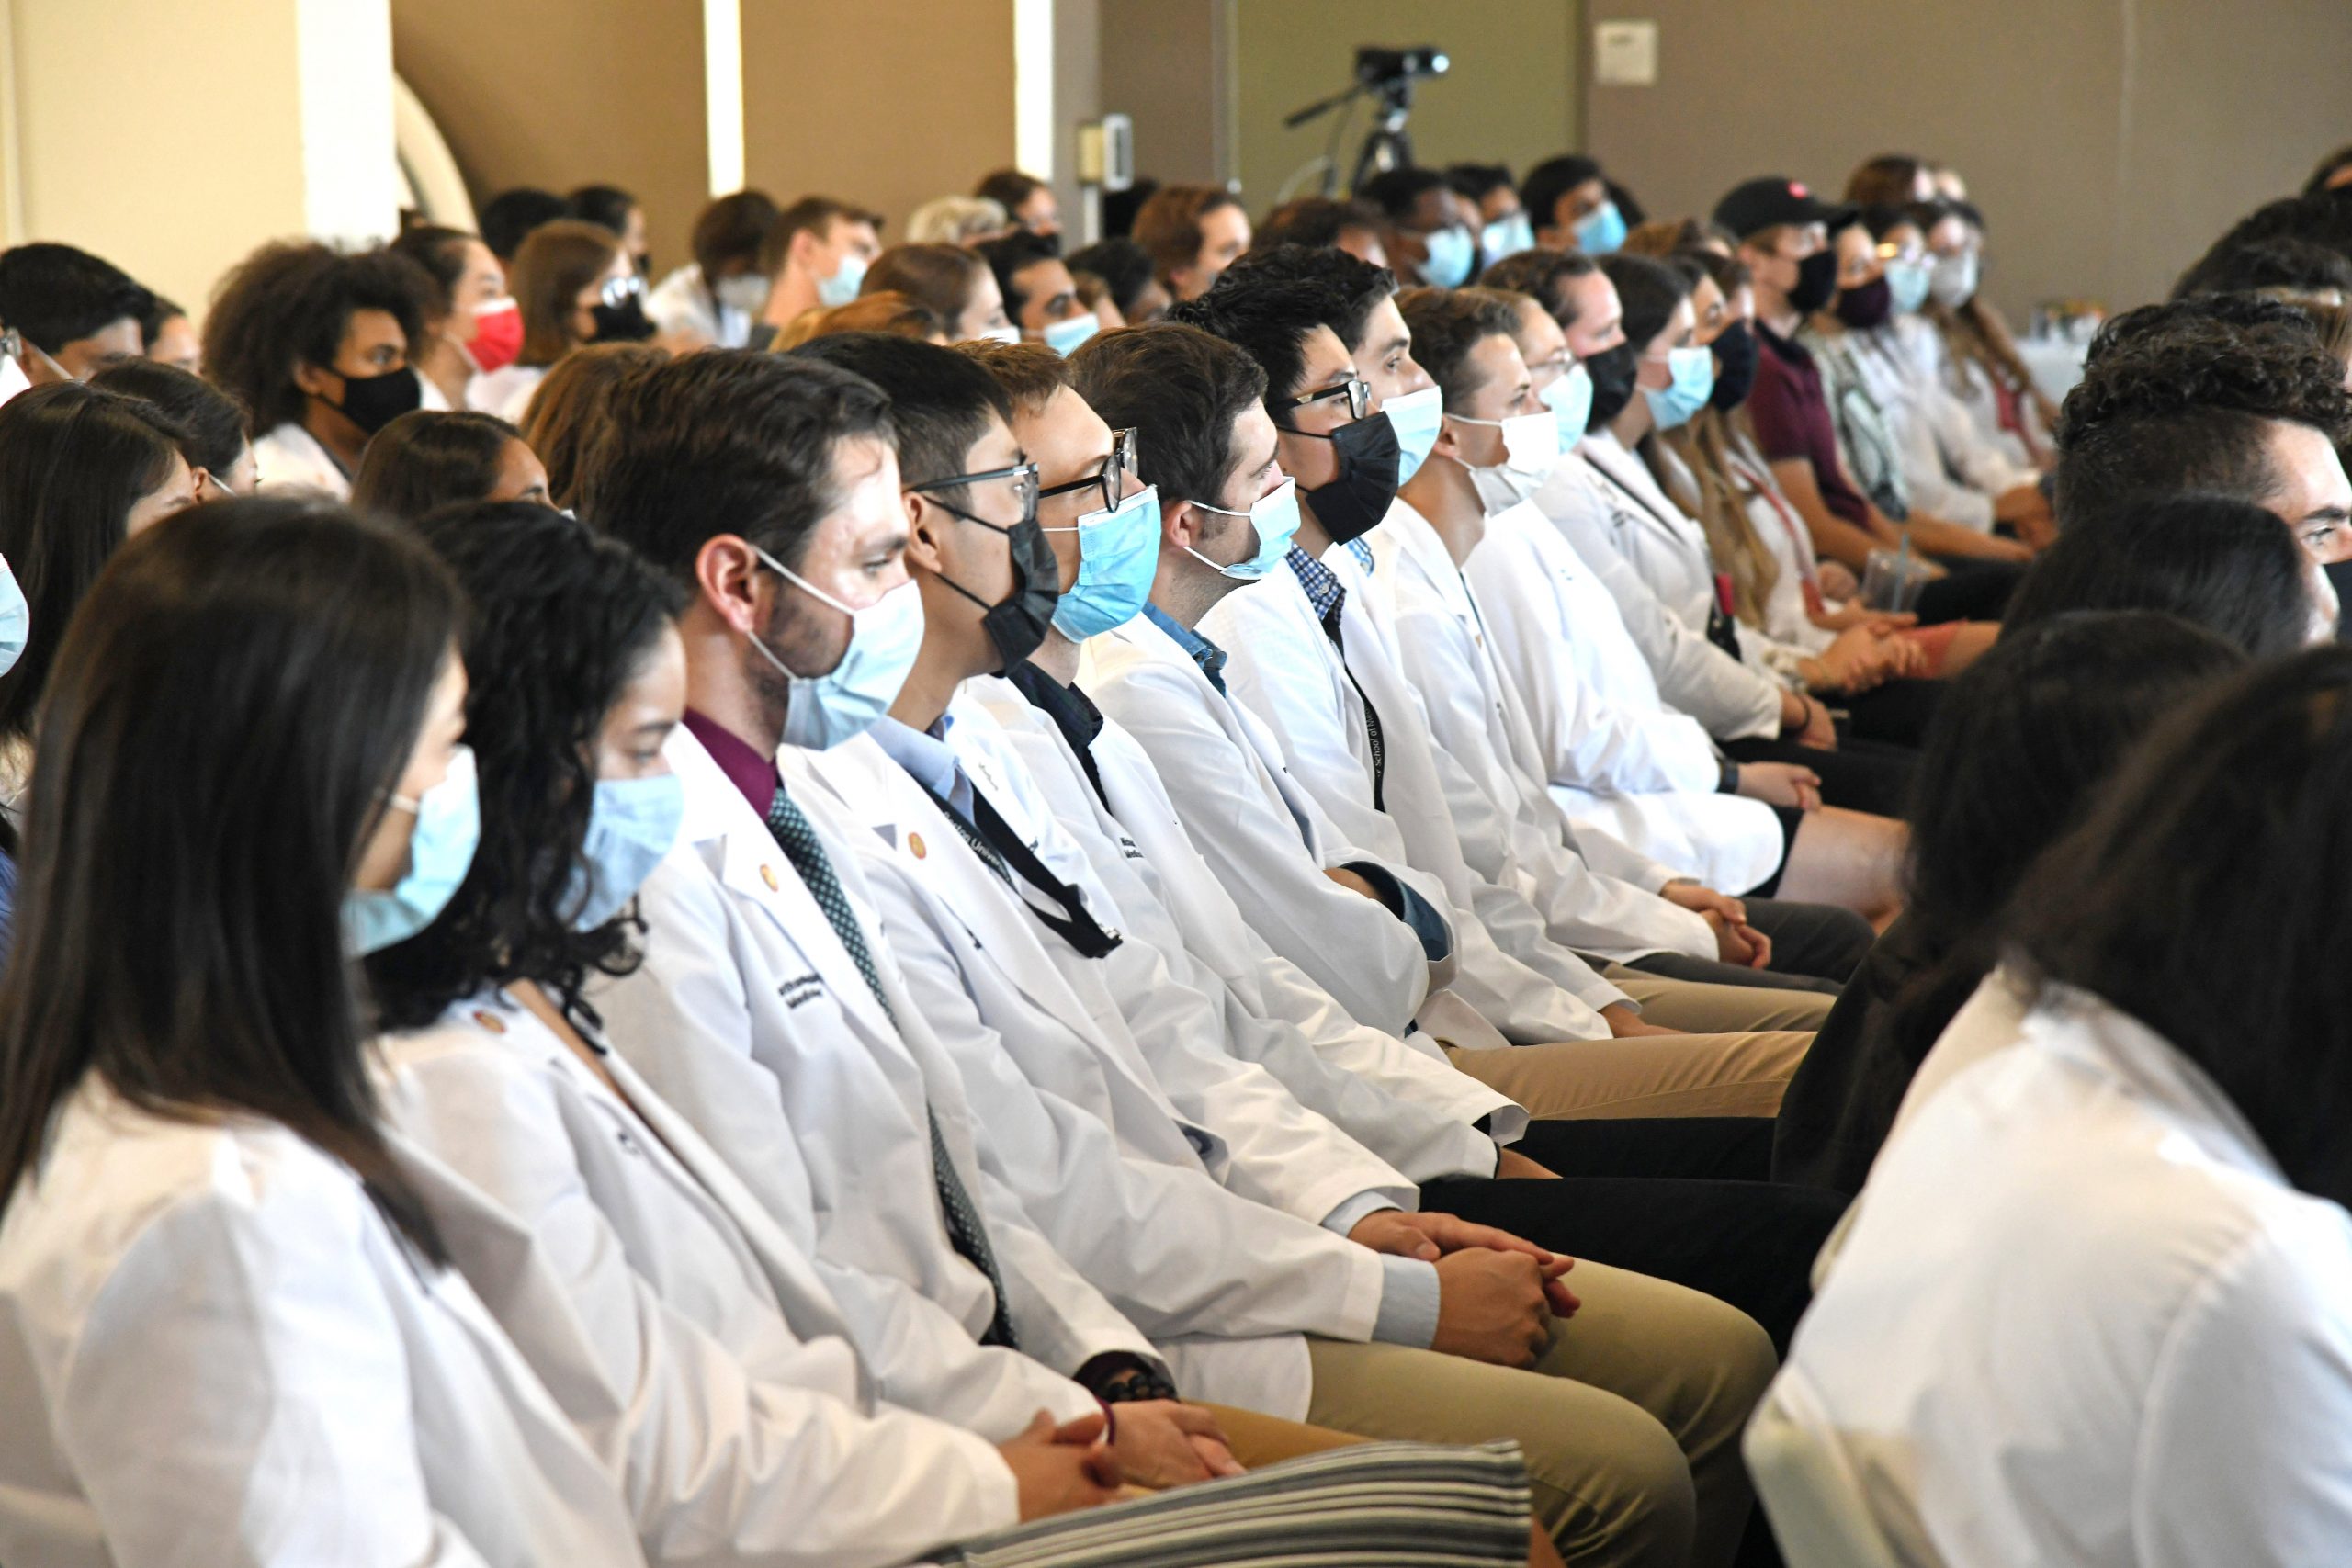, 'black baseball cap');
1713,177,1846,241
